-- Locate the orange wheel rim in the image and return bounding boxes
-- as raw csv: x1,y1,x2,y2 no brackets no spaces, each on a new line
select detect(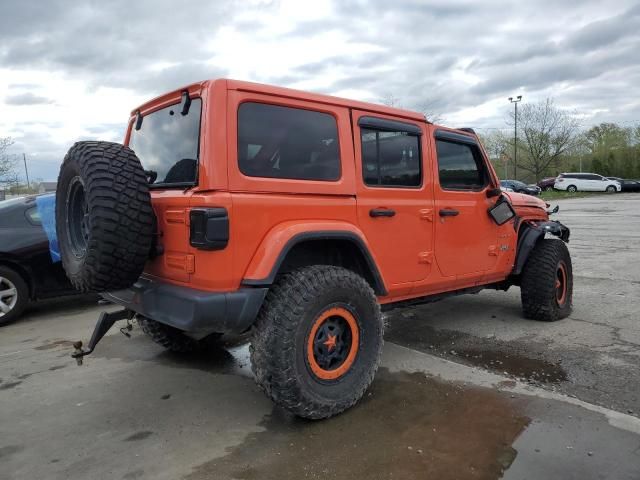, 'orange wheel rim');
556,261,568,305
306,307,359,381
